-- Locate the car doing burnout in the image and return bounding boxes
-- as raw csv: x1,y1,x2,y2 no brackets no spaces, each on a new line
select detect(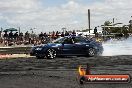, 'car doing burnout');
30,36,103,59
